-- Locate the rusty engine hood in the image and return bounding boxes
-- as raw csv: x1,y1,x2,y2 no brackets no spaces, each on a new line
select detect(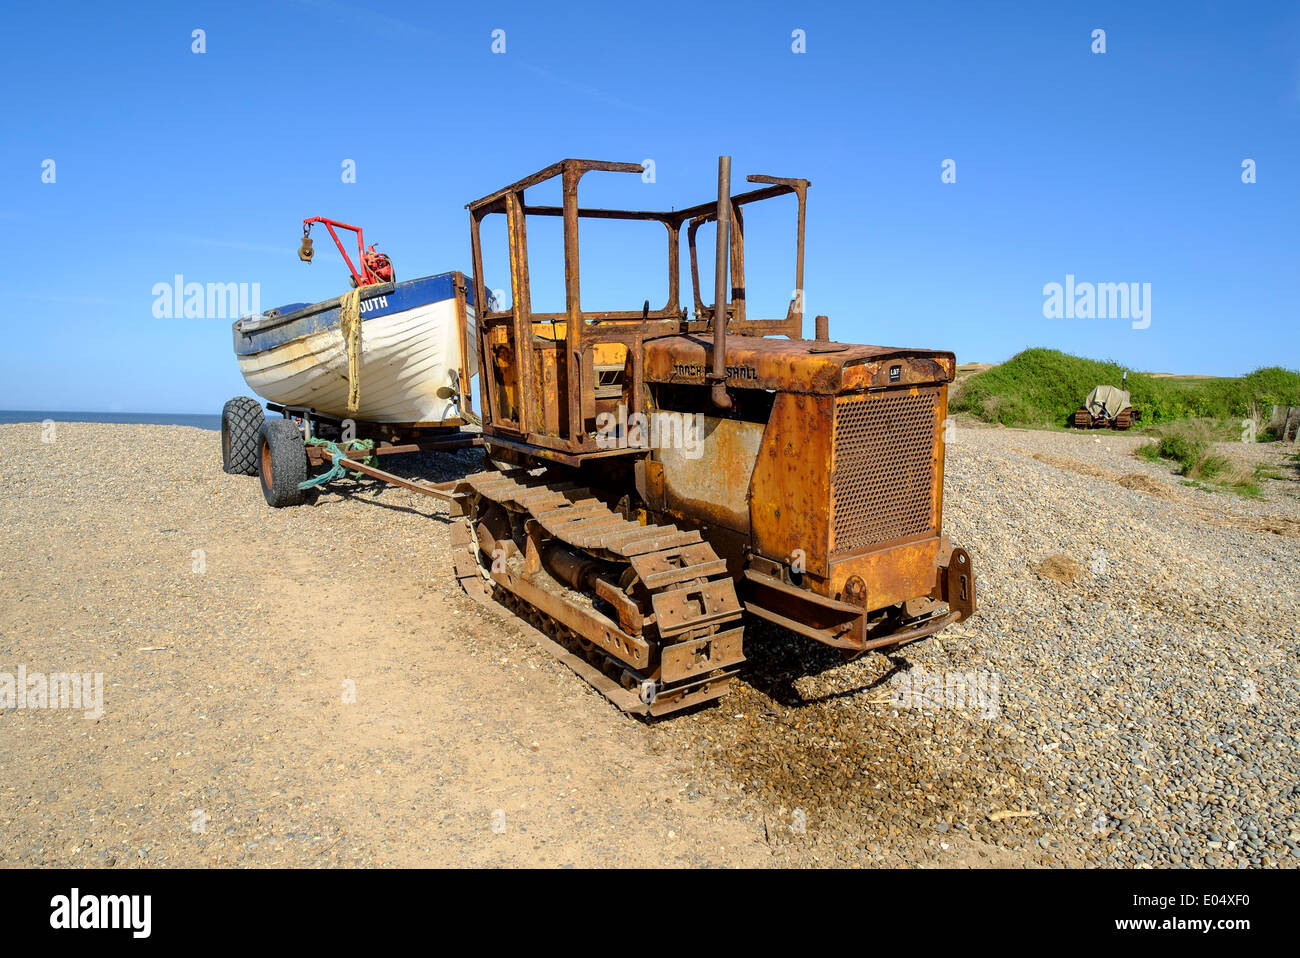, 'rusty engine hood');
642,335,955,395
